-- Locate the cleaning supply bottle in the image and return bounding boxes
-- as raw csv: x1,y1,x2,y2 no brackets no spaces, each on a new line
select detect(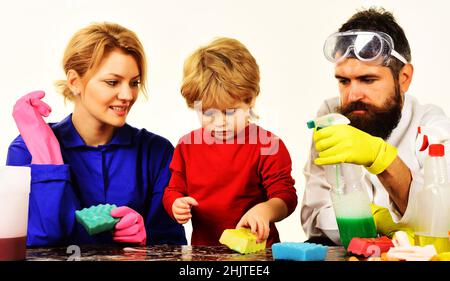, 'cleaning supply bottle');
414,143,450,253
307,113,350,190
331,163,377,249
307,113,377,249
